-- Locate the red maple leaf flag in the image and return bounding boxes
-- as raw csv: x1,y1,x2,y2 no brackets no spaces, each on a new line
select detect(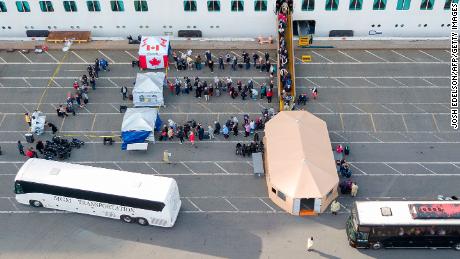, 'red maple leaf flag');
149,58,161,66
